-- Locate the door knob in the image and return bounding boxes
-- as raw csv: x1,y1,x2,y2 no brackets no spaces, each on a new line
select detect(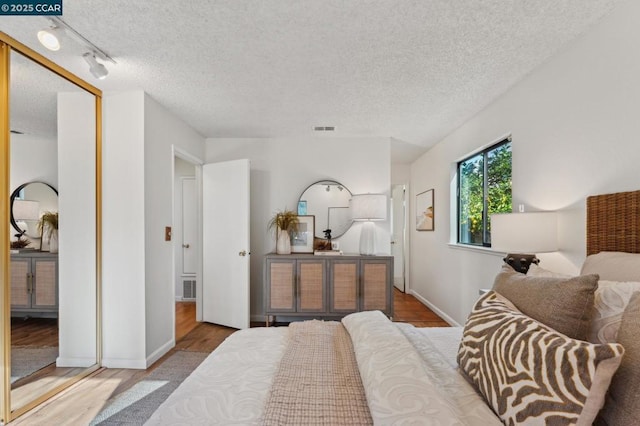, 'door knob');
182,243,190,248
239,250,247,256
